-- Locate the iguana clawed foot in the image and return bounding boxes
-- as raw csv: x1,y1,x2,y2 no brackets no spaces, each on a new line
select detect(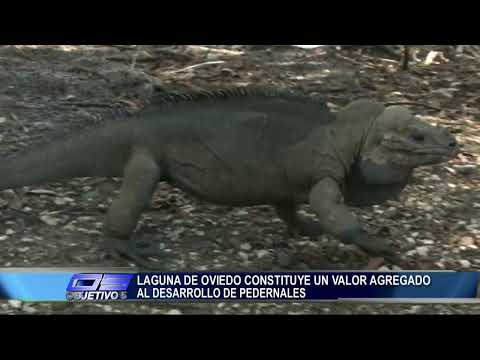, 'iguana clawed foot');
287,218,324,239
351,233,395,258
281,210,401,267
282,211,403,268
104,236,166,270
349,232,411,269
276,205,324,239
